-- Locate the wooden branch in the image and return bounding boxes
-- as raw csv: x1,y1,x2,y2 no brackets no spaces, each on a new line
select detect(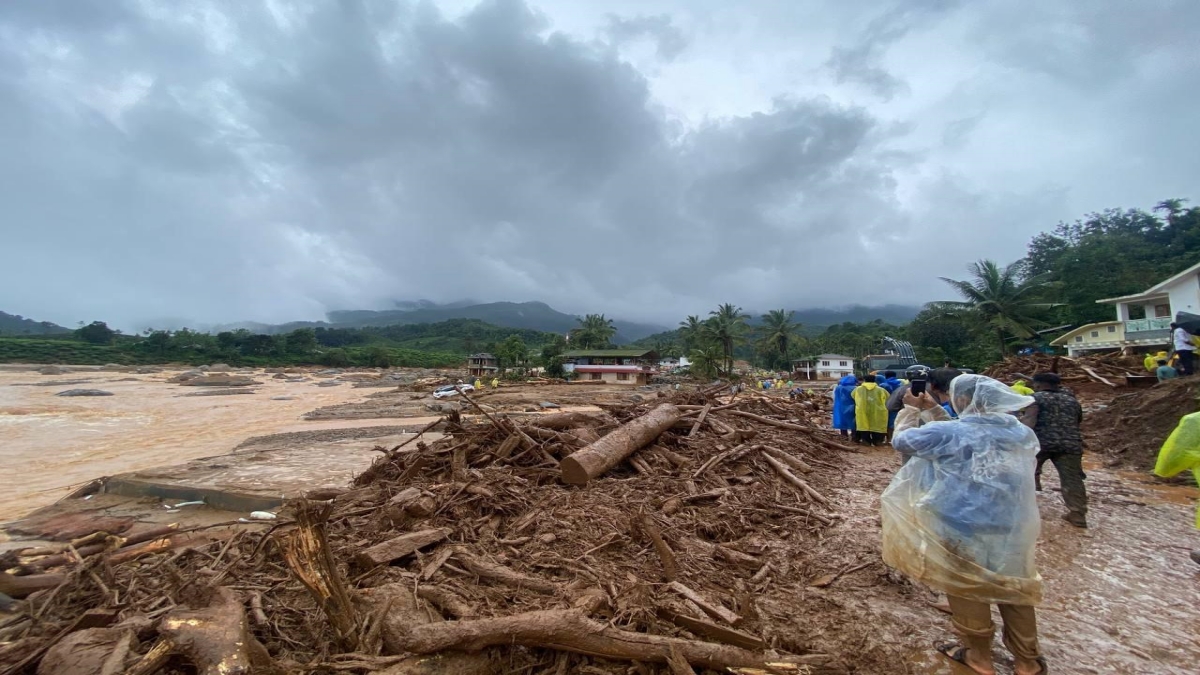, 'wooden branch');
0,571,65,599
658,605,766,650
355,529,450,568
416,585,478,619
724,410,807,431
420,546,455,581
395,608,781,671
277,502,360,650
761,454,829,505
667,582,741,626
758,446,811,474
527,412,604,430
688,404,712,437
561,404,684,485
637,514,677,582
122,639,174,675
771,504,835,527
453,551,560,595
